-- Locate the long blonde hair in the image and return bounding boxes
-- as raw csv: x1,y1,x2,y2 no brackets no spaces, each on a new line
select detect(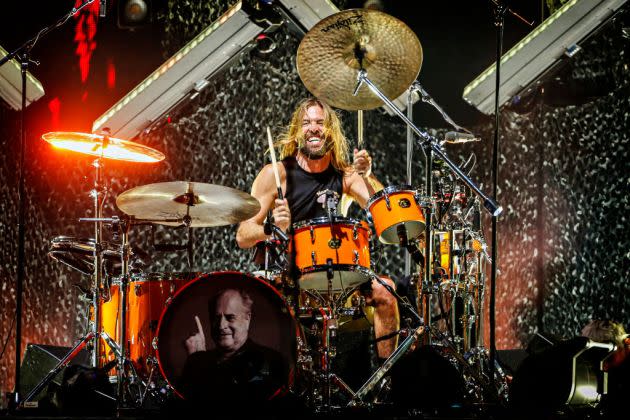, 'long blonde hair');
275,98,351,172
